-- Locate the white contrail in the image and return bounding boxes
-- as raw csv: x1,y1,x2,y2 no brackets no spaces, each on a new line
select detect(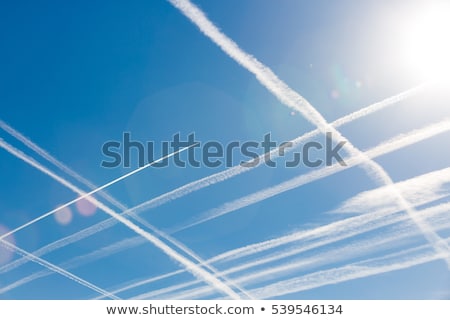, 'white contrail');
0,240,119,299
0,141,197,241
126,214,252,298
174,205,450,299
0,140,241,299
128,198,450,299
93,269,184,300
3,116,447,293
0,237,146,295
122,84,427,217
106,173,450,299
209,169,450,265
331,168,450,215
168,237,450,300
249,239,450,299
0,122,251,298
0,86,424,277
167,0,450,266
173,119,450,232
0,120,124,211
